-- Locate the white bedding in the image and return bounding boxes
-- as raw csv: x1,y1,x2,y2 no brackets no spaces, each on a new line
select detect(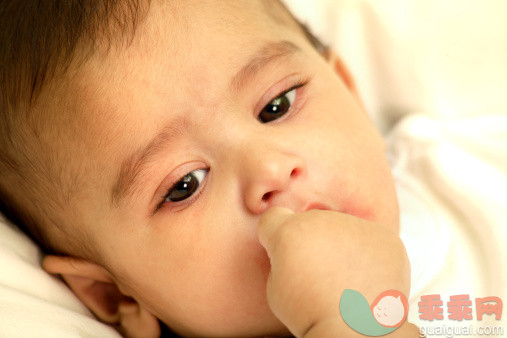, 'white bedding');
388,114,507,334
0,217,120,337
2,1,507,337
